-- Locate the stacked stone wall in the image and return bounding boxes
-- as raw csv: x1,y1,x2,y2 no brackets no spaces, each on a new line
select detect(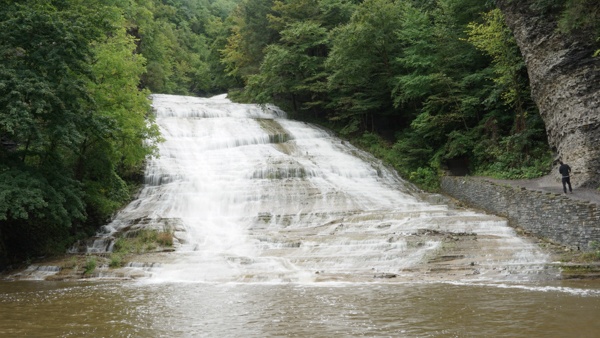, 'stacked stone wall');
441,176,600,251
